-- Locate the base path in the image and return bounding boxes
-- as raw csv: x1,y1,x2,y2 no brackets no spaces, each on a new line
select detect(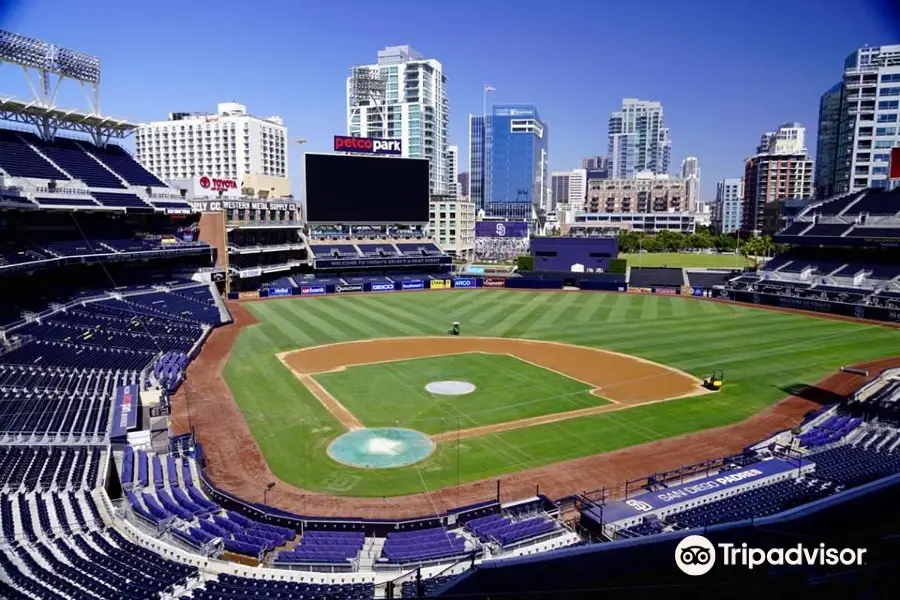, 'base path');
170,301,900,520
